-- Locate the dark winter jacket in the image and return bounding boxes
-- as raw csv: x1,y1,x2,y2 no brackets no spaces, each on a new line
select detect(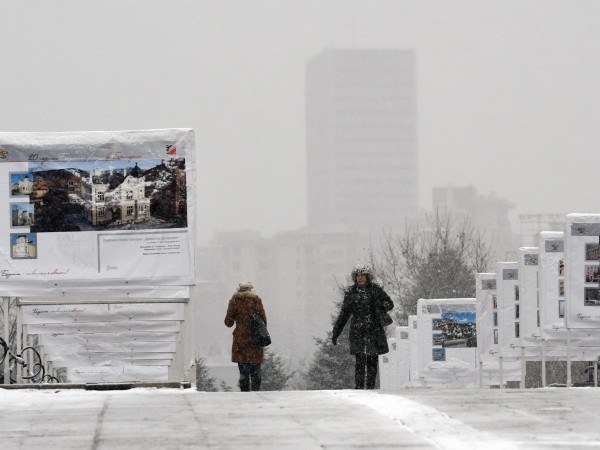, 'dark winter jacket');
224,291,267,364
332,283,393,355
